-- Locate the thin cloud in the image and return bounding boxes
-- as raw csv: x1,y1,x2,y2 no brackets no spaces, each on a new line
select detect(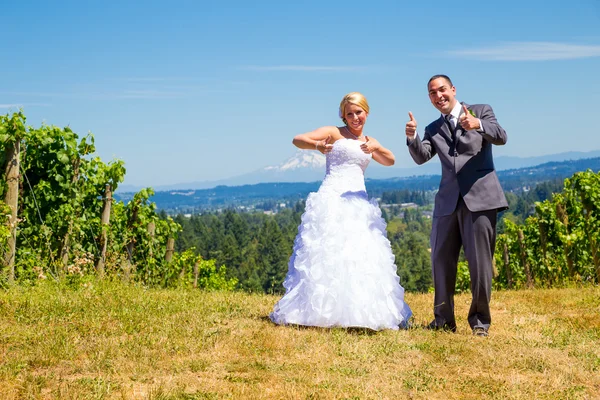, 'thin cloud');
4,91,61,98
118,89,188,99
118,77,206,83
240,65,366,72
448,42,600,61
5,89,191,101
0,103,50,109
3,79,239,102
